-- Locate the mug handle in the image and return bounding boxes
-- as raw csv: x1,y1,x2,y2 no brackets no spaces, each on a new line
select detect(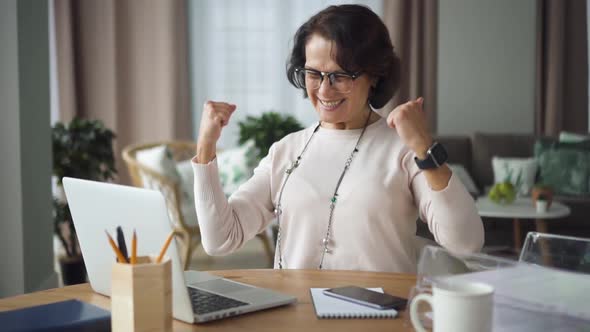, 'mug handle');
410,293,433,332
